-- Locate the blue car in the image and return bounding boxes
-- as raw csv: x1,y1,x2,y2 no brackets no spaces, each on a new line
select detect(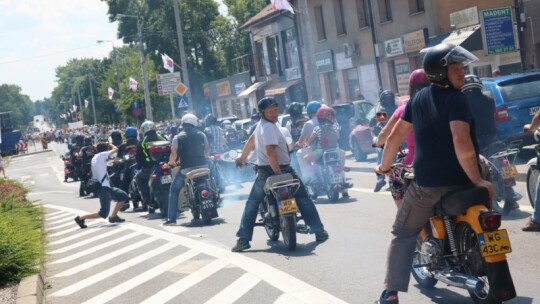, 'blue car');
481,72,540,147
